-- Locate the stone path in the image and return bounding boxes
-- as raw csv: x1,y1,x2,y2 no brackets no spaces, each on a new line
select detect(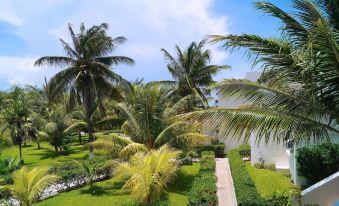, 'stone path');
215,158,237,206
